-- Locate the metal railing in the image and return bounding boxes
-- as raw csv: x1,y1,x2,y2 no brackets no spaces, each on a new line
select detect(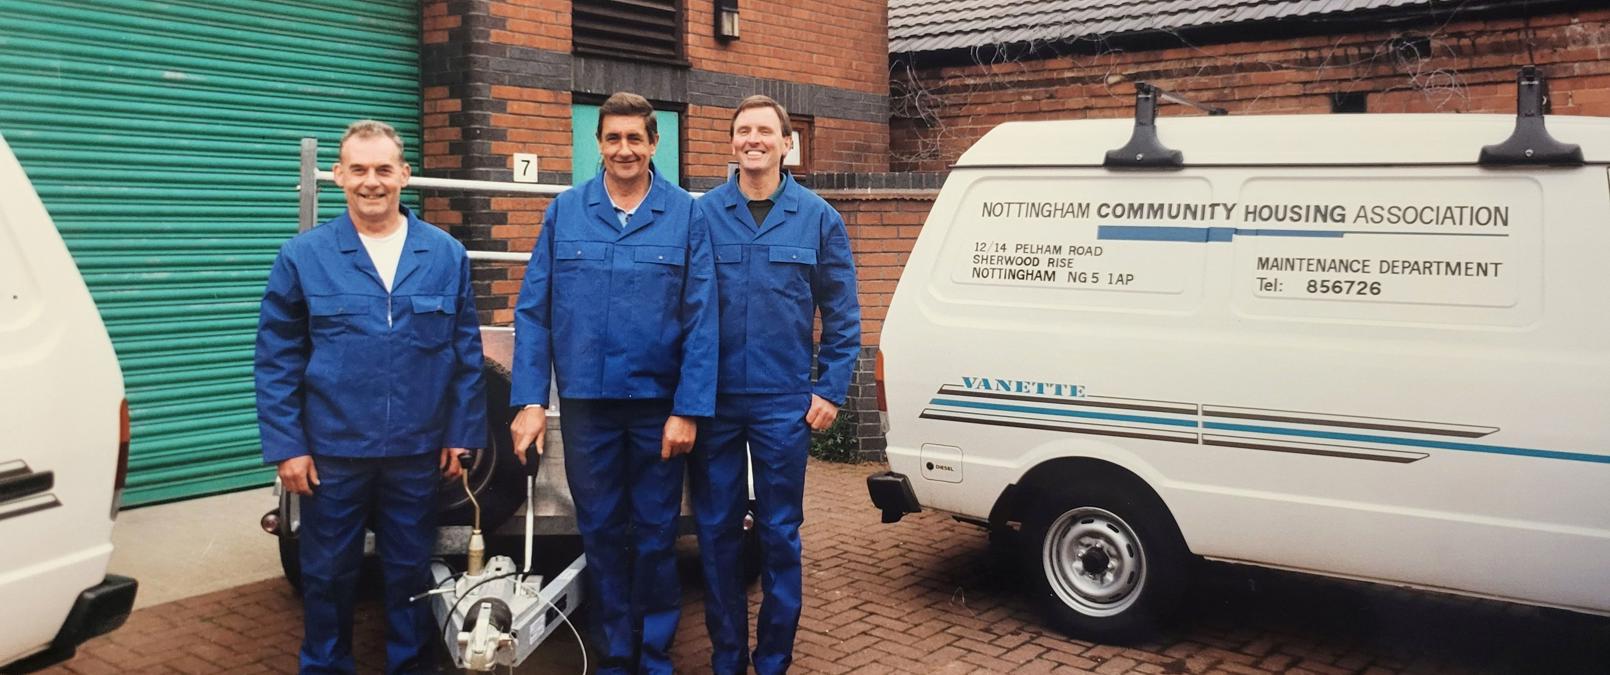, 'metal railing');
299,137,564,264
298,137,703,264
